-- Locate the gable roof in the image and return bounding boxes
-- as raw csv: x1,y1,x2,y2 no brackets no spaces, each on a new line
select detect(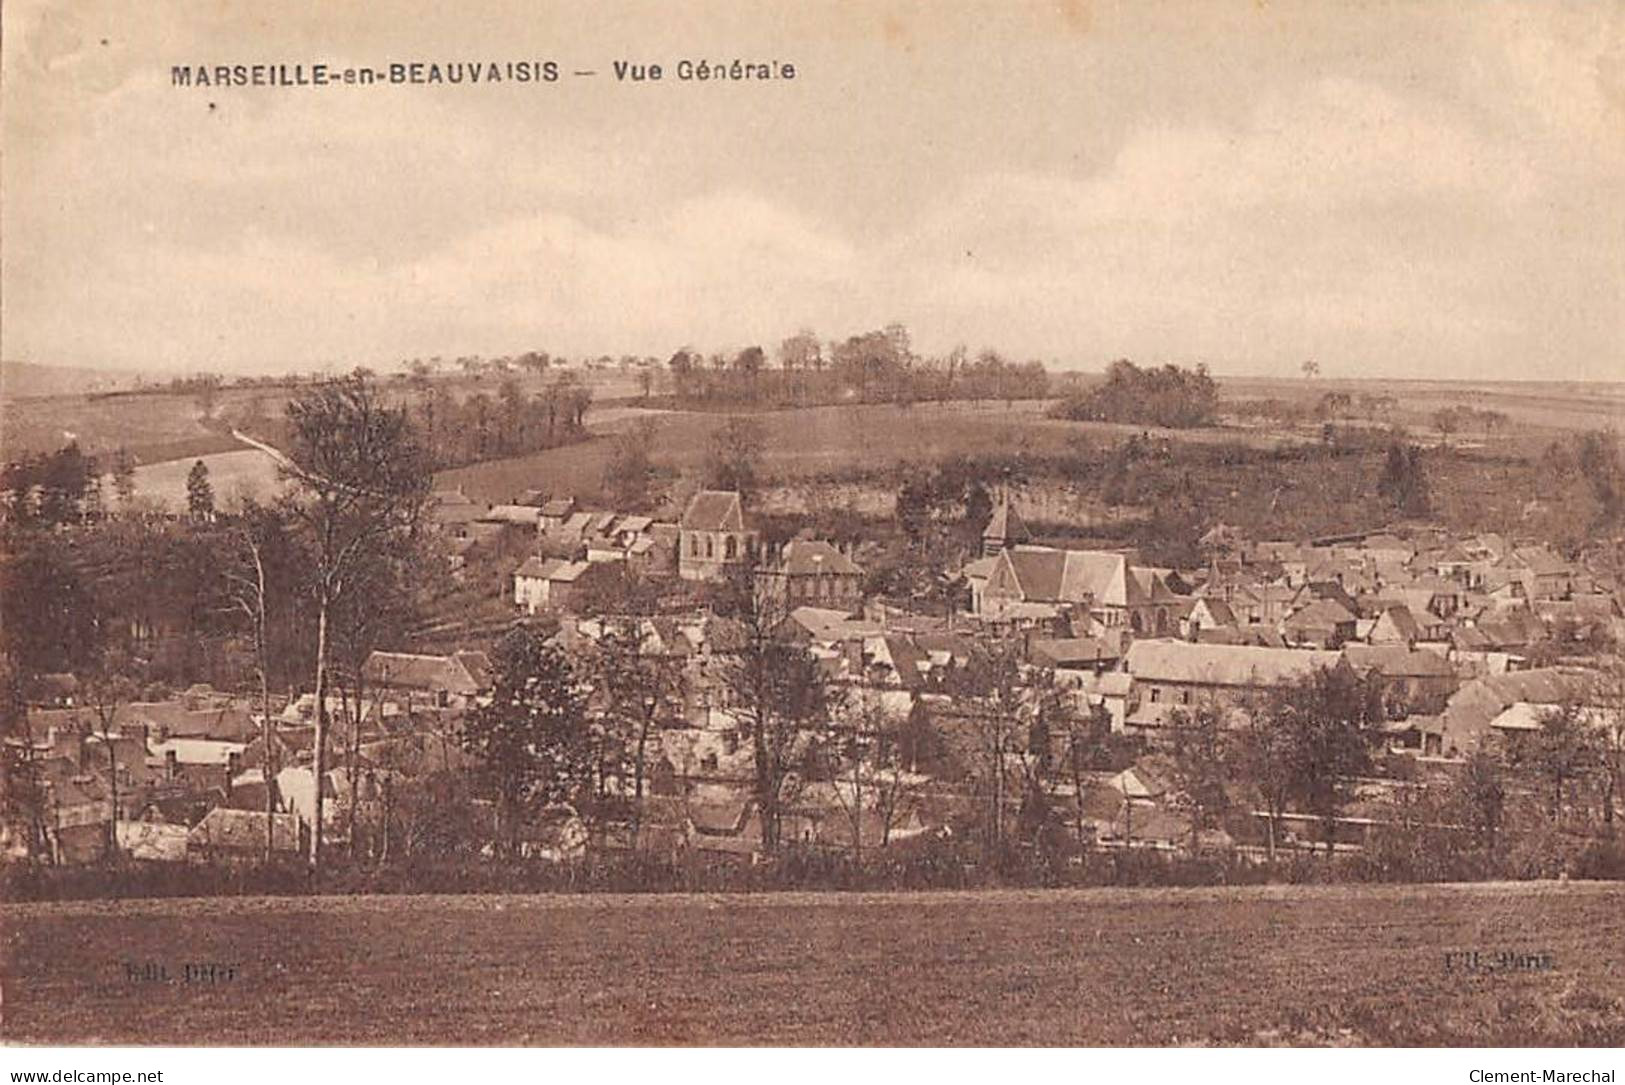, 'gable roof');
124,701,257,743
188,808,300,852
682,490,745,532
1125,639,1343,687
1029,637,1121,668
482,504,543,526
1342,644,1457,679
778,539,862,577
1283,598,1357,631
362,651,486,695
997,546,1143,608
1372,605,1422,642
